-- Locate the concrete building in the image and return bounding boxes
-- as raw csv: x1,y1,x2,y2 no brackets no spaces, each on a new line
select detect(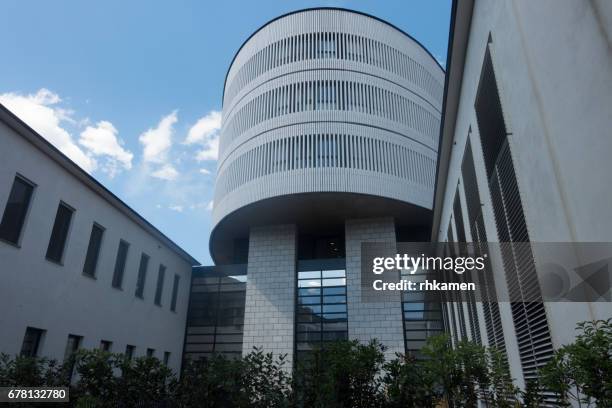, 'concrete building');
0,105,197,373
184,8,445,368
434,0,612,394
